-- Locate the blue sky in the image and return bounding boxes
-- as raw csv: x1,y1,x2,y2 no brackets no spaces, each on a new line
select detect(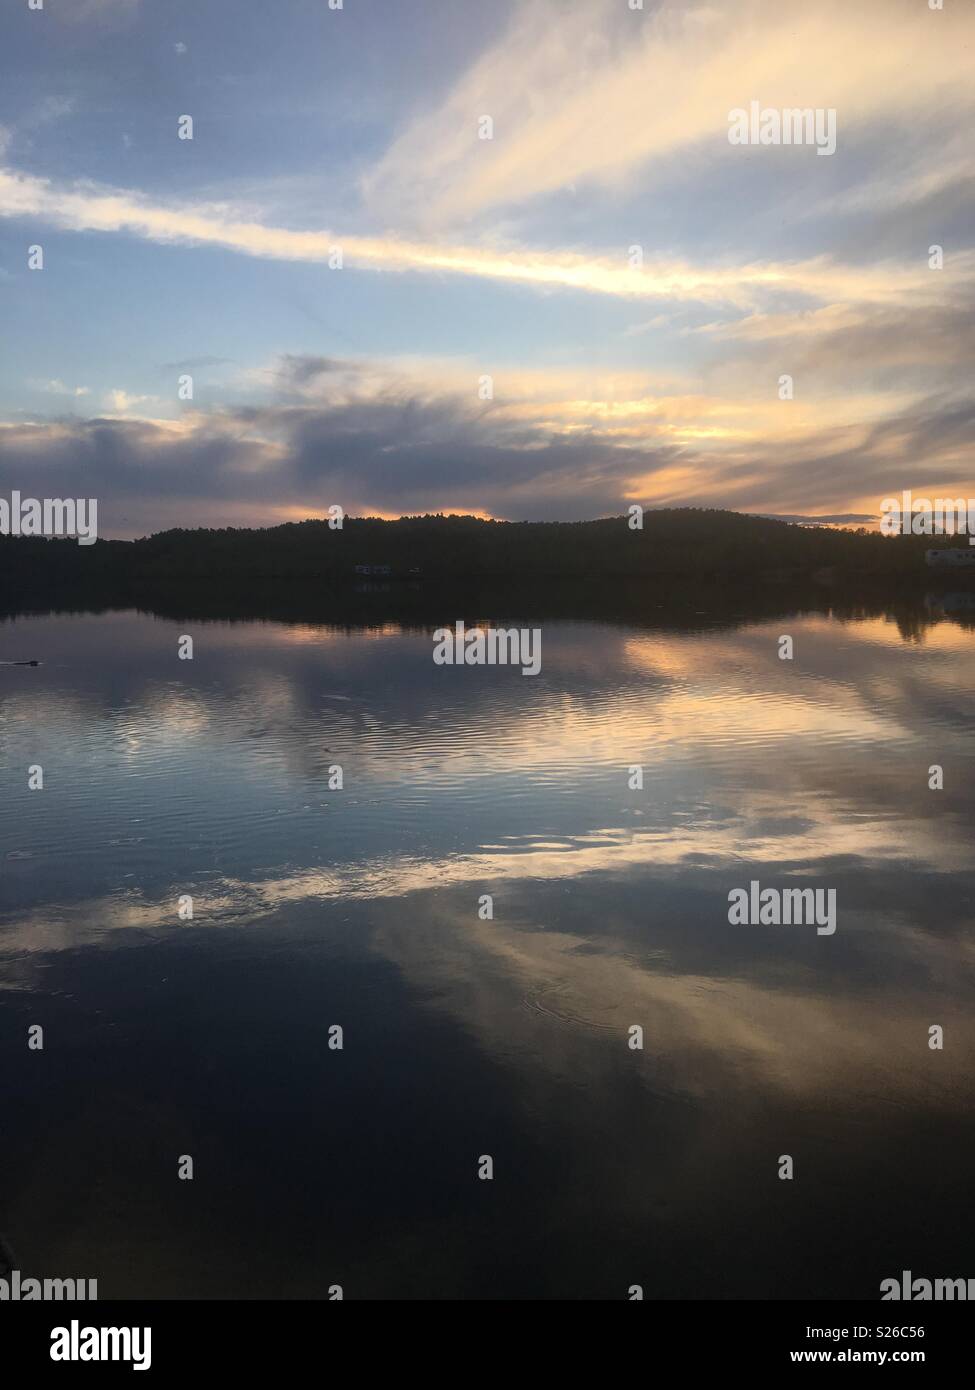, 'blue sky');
1,0,973,535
